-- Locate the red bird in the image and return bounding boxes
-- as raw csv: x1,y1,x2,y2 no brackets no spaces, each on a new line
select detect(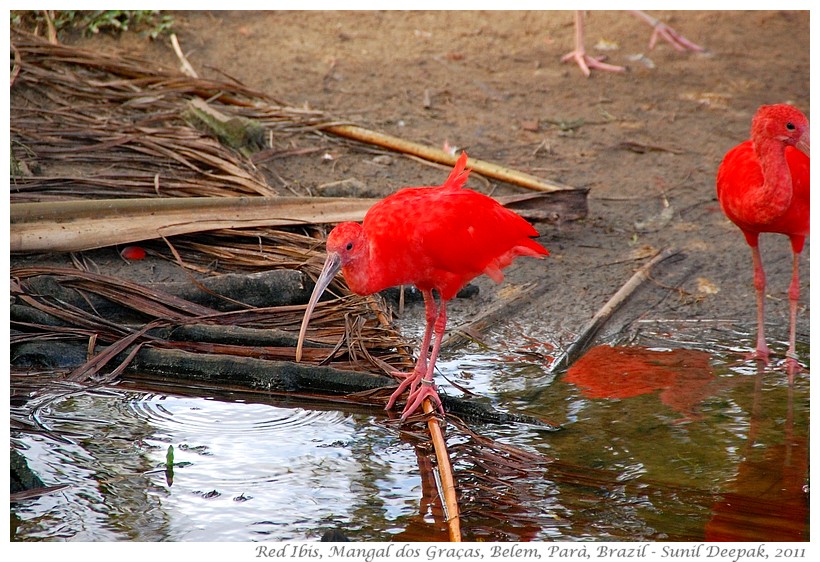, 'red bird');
296,152,549,420
716,104,810,375
562,11,704,77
